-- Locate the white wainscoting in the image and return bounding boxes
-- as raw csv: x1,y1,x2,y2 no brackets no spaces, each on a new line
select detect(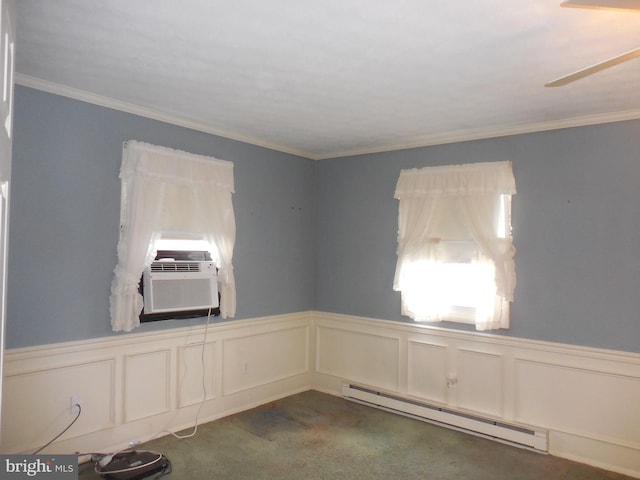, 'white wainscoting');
3,310,639,478
312,312,640,479
1,312,313,455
